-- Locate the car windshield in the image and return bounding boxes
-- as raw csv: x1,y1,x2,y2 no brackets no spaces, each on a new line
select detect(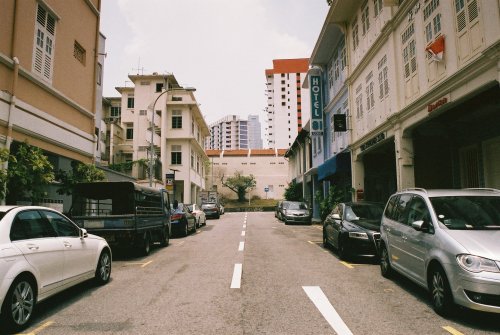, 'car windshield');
430,196,500,230
202,204,216,209
286,202,307,210
345,203,384,221
187,205,194,211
